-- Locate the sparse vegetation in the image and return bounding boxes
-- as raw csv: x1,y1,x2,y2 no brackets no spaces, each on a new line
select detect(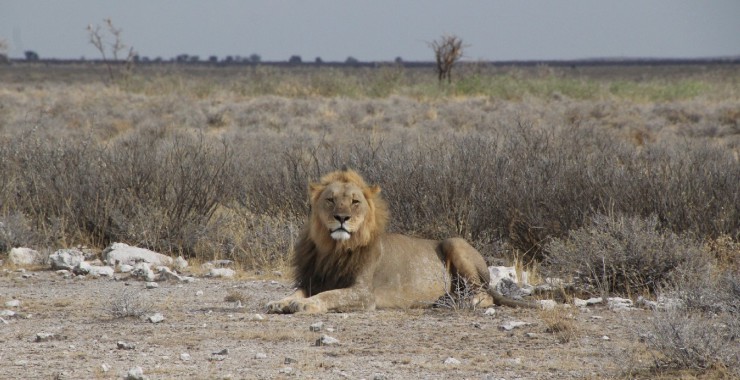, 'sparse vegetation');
1,63,739,377
105,288,153,319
